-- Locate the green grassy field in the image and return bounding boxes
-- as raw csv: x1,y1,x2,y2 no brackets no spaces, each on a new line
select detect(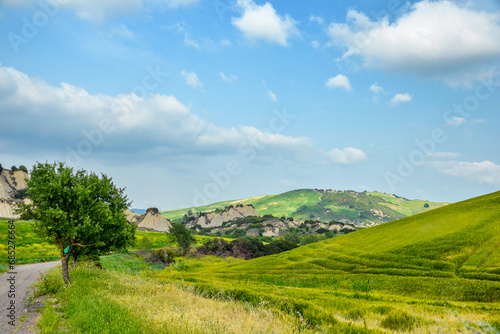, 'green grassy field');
156,191,500,332
0,220,213,273
160,189,448,225
0,220,60,268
